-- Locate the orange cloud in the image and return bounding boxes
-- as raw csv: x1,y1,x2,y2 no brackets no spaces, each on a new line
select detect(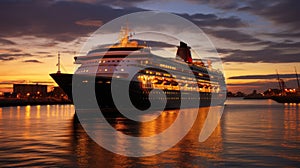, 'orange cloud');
75,19,103,27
